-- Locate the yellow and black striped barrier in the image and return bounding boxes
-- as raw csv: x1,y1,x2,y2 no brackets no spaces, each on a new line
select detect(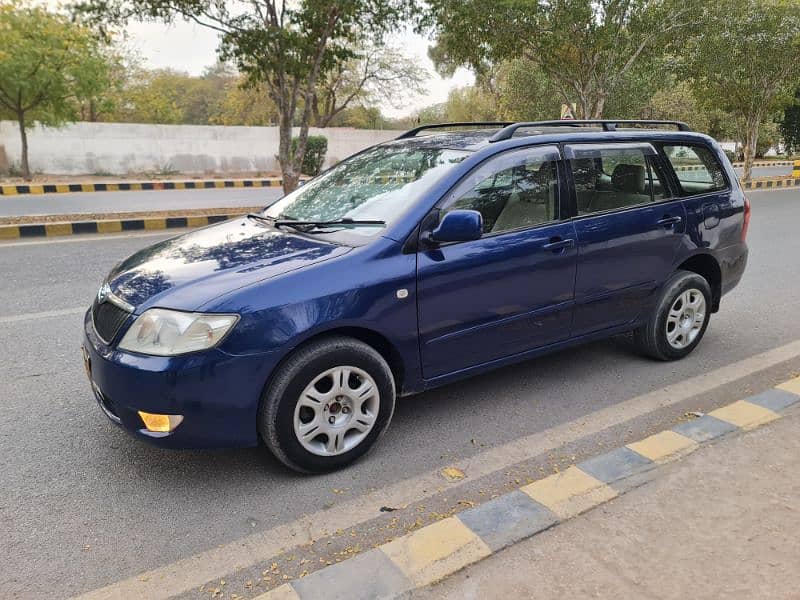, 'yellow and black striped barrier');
0,214,234,240
741,177,800,190
0,178,293,196
792,160,800,178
